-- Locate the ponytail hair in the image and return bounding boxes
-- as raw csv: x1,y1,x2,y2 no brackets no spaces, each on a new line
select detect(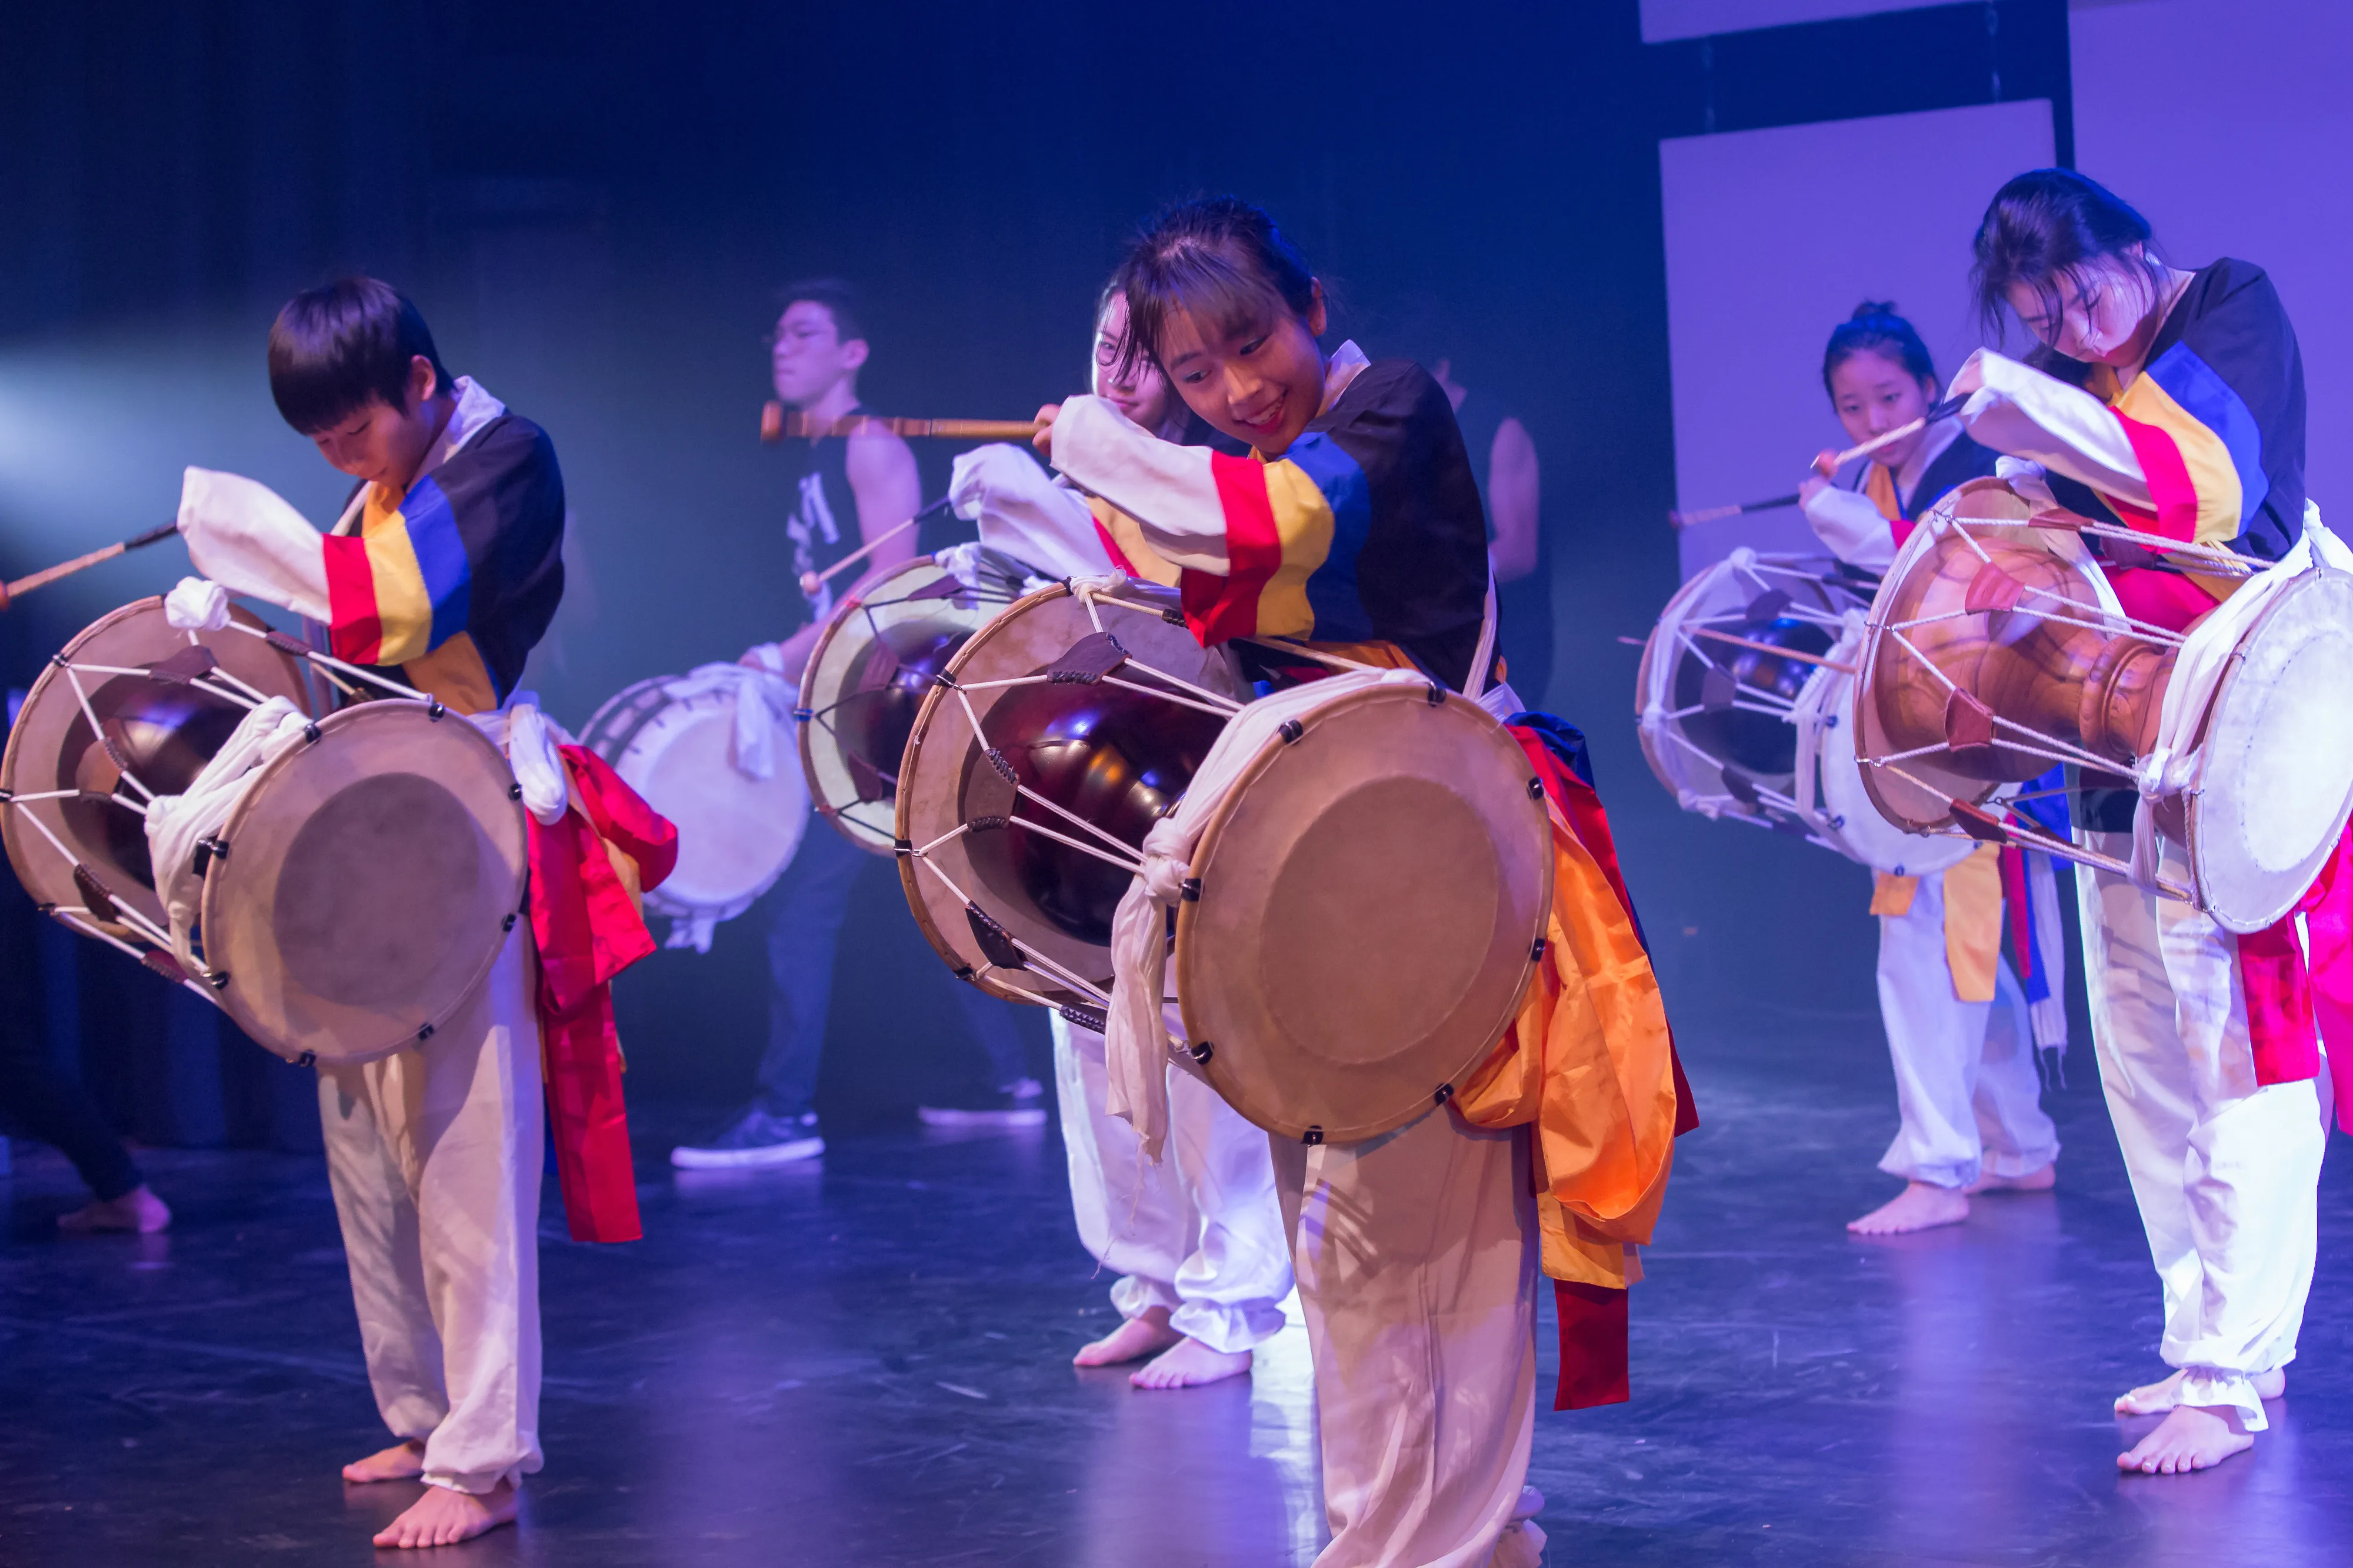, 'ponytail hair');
1822,301,1937,398
1971,168,2168,347
1112,195,1319,382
